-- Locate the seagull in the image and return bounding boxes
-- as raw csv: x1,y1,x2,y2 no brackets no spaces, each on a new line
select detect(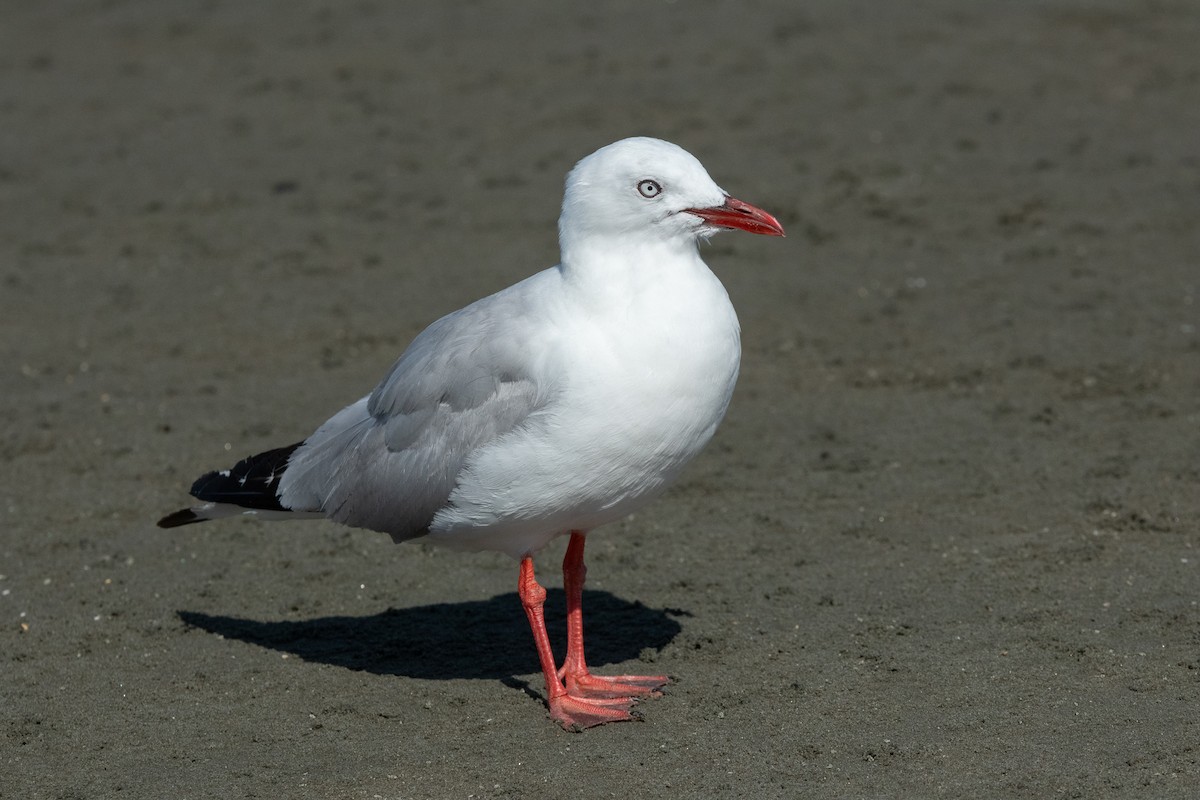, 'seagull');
158,137,784,730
